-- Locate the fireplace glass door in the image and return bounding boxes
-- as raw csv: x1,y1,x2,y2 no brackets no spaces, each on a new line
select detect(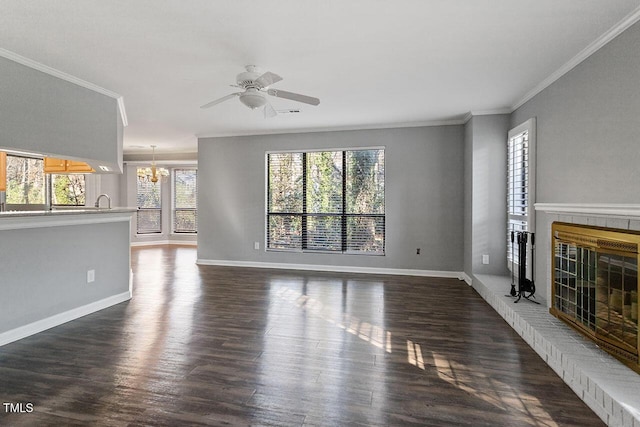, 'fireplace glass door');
552,222,640,368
